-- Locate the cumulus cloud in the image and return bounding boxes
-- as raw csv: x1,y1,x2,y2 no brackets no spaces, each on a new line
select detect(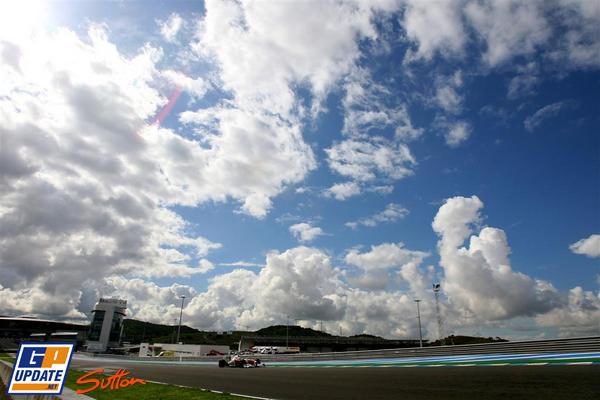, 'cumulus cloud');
434,70,464,114
323,181,362,201
326,137,416,182
434,119,472,148
402,0,599,70
289,223,324,243
103,276,196,323
402,0,467,61
344,243,431,316
464,1,550,67
433,196,563,321
570,234,600,258
180,246,433,337
0,23,276,319
536,287,600,337
342,69,423,140
345,203,409,229
179,0,415,214
345,242,429,271
552,0,600,68
159,13,184,43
